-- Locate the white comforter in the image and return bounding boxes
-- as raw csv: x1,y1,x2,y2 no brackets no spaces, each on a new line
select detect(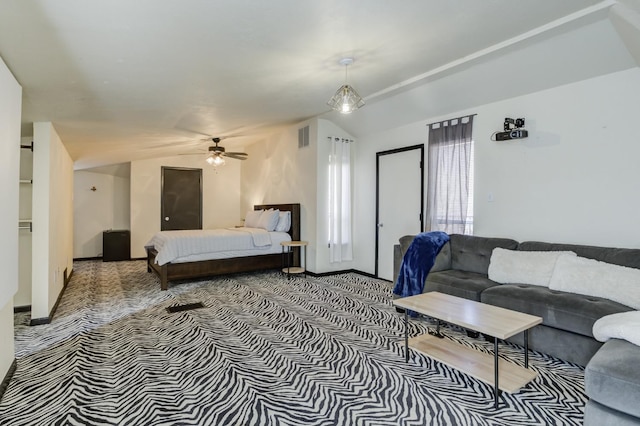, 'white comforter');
146,227,274,266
